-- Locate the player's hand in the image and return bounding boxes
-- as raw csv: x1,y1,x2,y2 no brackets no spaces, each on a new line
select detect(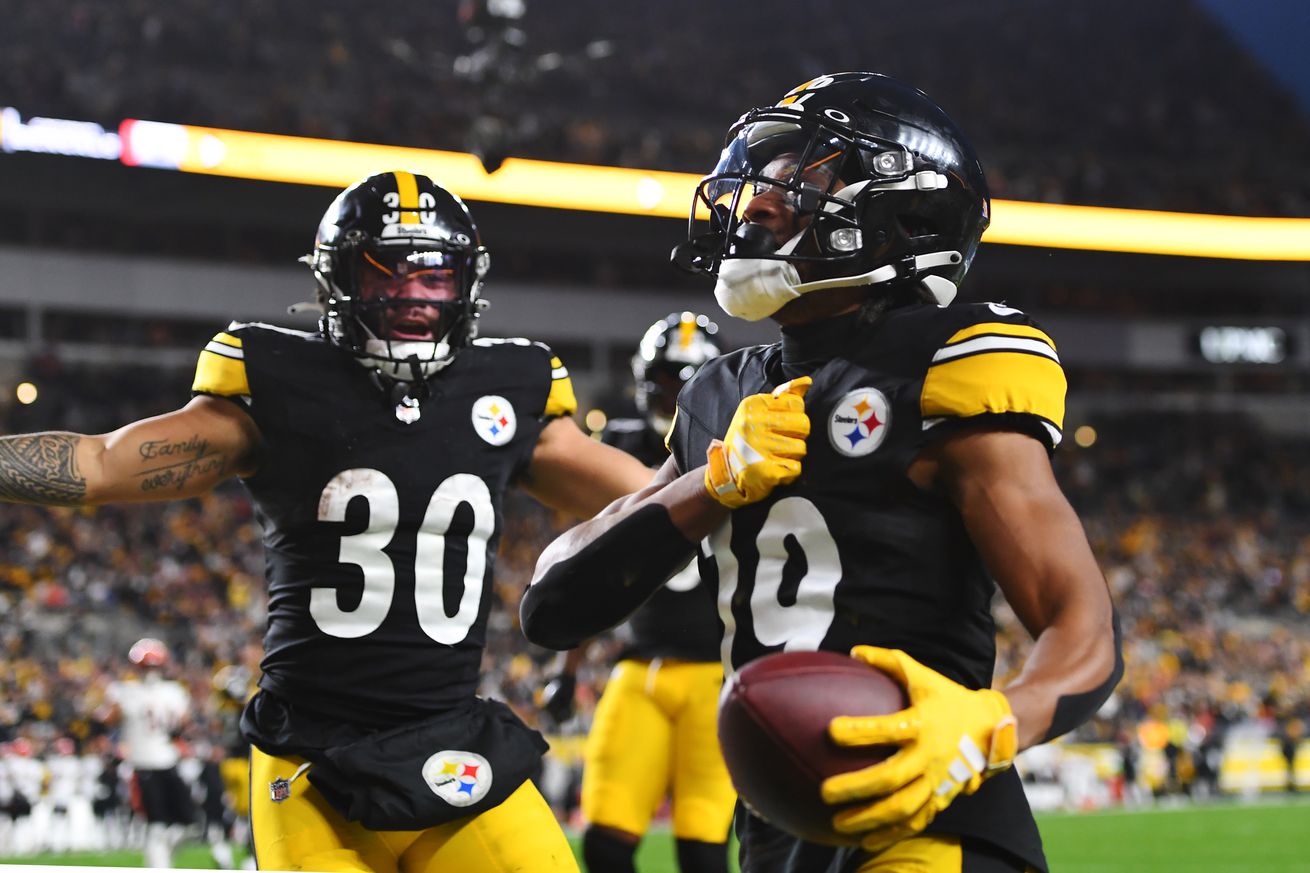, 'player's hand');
822,647,1018,853
704,376,811,509
538,672,577,724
